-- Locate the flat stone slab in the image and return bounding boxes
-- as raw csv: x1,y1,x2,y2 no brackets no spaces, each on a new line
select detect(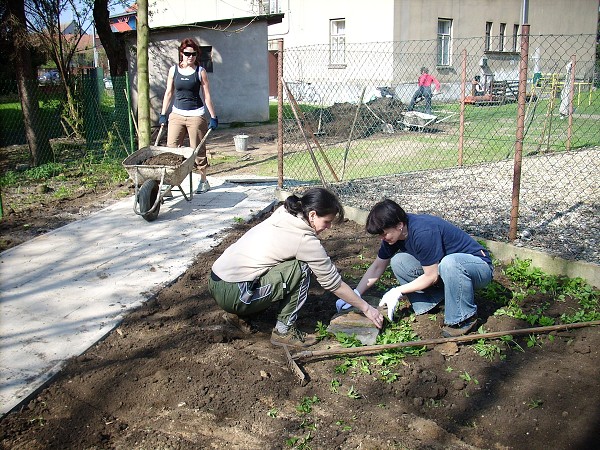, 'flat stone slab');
327,295,383,345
